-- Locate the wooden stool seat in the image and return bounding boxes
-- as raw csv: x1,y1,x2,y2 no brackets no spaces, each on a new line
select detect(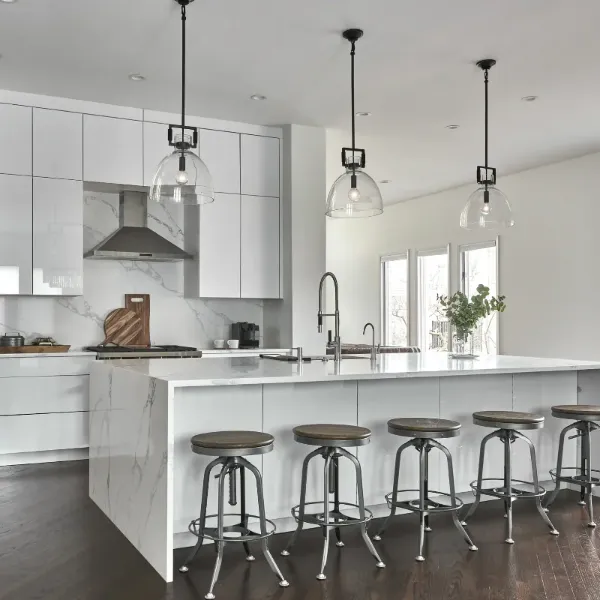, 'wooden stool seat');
388,417,461,439
552,405,600,422
191,431,274,456
293,424,371,447
473,410,544,430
